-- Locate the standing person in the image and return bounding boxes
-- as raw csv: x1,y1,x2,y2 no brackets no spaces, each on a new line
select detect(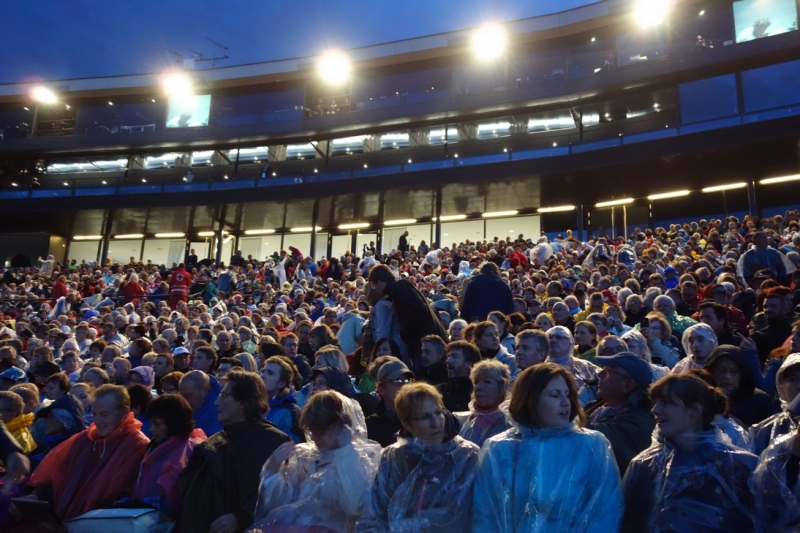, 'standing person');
459,263,514,323
179,370,291,533
398,231,409,254
473,363,623,532
367,265,447,372
623,373,759,533
170,264,192,309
